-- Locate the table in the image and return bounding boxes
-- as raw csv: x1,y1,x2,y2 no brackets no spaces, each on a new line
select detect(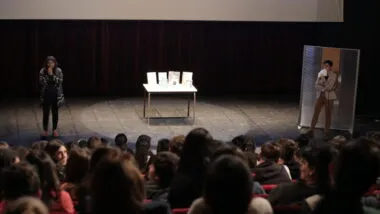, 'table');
143,84,197,124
